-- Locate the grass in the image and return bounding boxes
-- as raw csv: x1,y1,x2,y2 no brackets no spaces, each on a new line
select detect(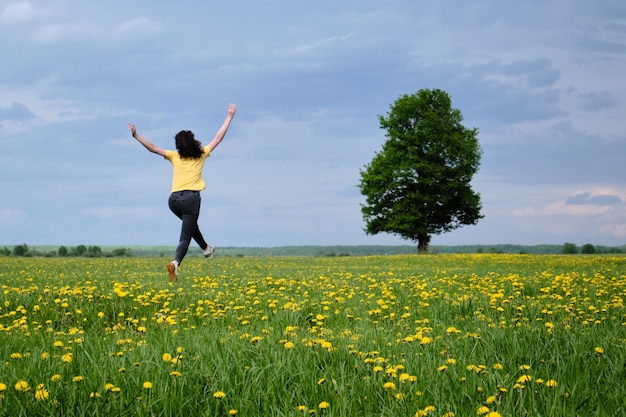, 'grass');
0,254,625,416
